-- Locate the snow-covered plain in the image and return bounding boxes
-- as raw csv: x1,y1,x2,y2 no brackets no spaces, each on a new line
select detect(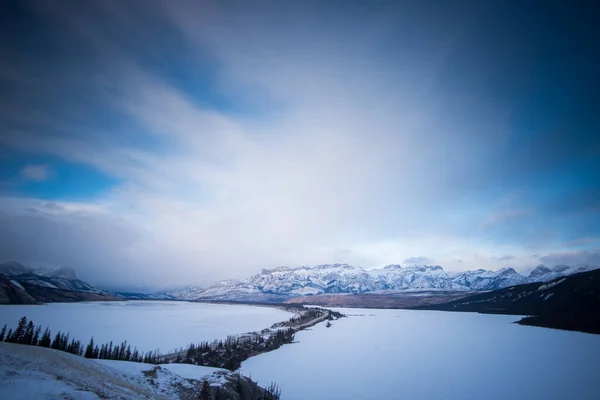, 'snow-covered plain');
241,308,600,400
0,301,292,352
